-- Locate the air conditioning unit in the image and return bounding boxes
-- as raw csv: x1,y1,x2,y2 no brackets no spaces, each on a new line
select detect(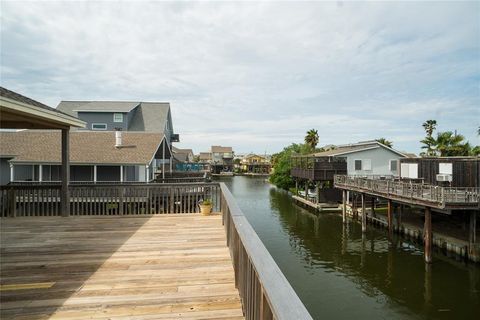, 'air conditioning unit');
436,174,452,182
